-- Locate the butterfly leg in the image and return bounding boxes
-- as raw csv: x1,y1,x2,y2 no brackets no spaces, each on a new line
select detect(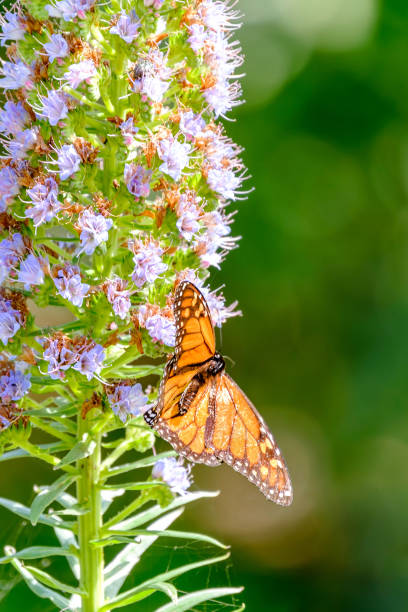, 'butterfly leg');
172,373,205,418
